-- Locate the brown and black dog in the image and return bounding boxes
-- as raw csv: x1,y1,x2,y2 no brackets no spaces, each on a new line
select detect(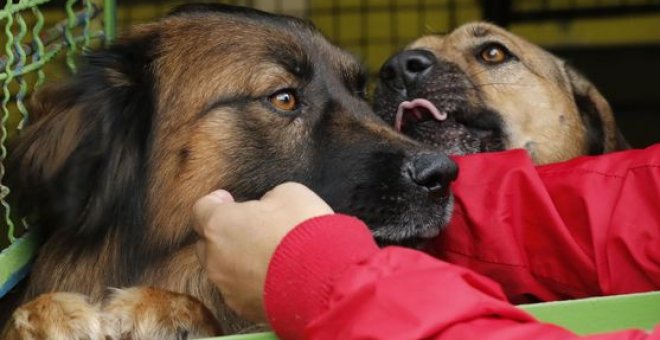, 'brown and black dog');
3,4,457,339
374,22,629,164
